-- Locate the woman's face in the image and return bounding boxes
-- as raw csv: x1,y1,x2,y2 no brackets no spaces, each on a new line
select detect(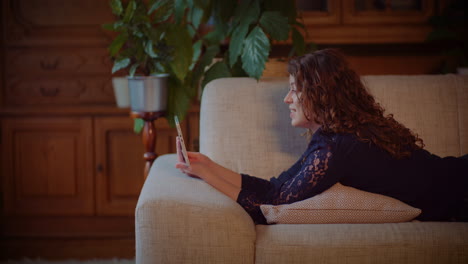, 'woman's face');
284,75,320,132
